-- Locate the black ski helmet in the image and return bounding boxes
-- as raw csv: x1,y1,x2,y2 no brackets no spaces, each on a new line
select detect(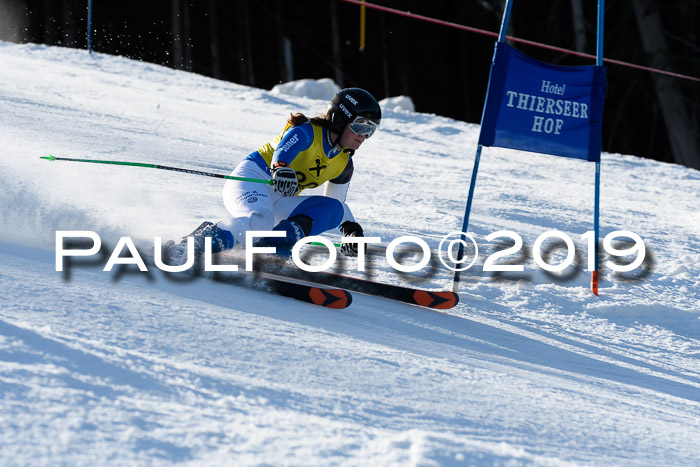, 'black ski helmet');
327,88,382,136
